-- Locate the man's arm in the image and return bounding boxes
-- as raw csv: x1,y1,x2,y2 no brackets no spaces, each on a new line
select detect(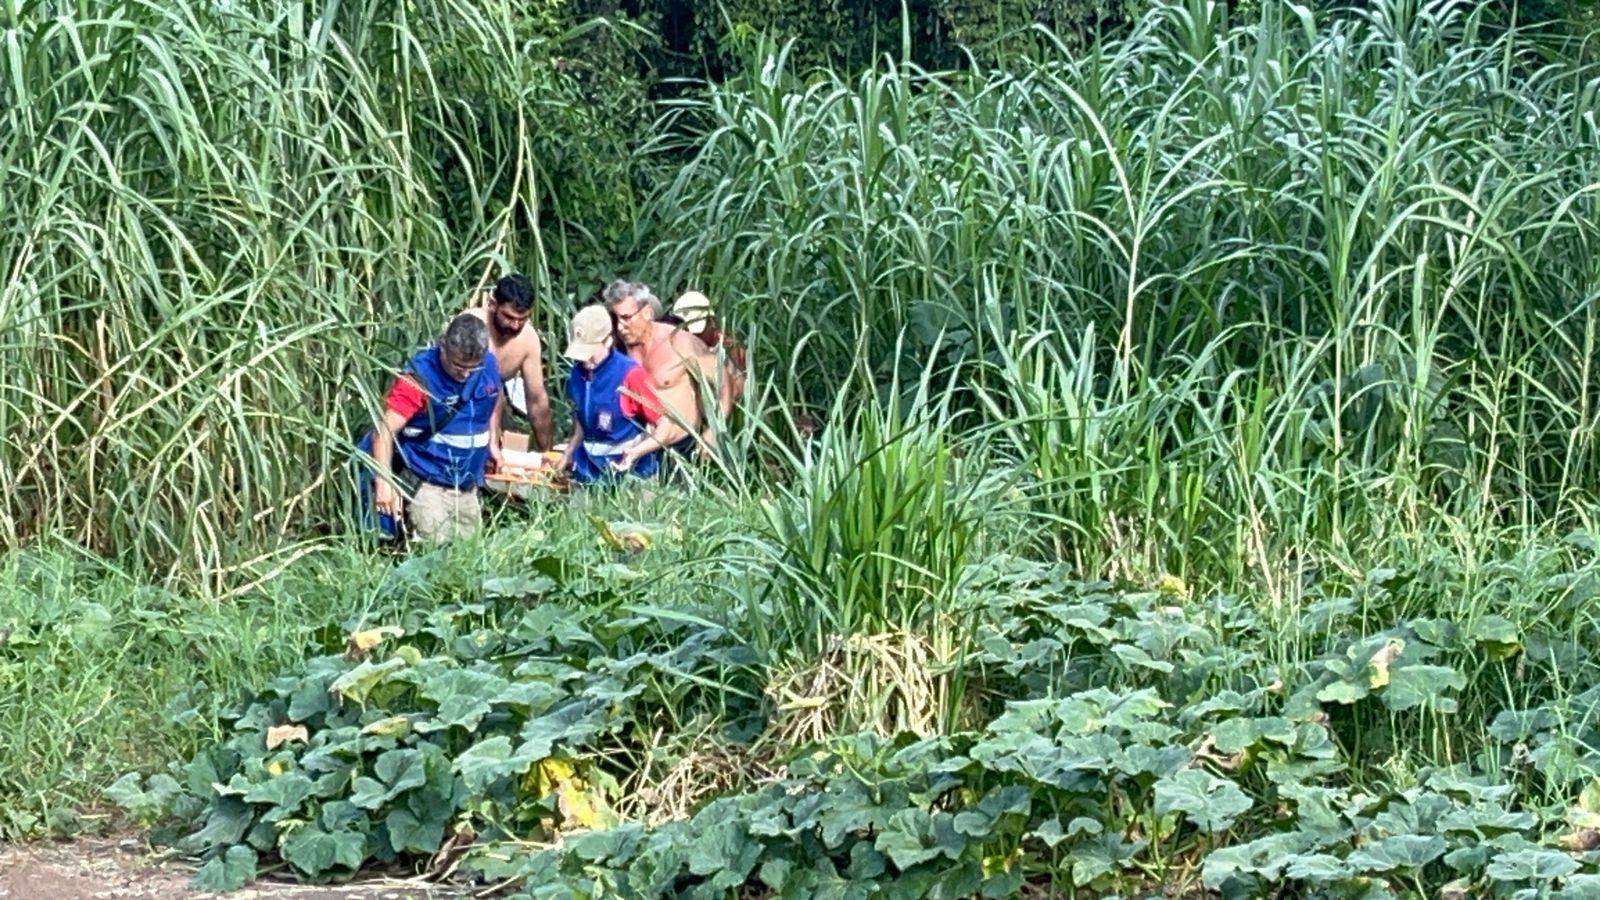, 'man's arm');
616,367,683,468
371,408,411,518
697,350,738,421
488,390,503,472
616,420,676,471
523,336,554,451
